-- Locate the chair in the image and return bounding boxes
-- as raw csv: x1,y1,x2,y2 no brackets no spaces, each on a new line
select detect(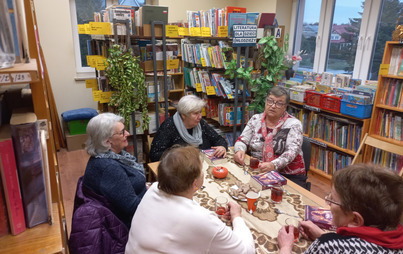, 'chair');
302,136,312,191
